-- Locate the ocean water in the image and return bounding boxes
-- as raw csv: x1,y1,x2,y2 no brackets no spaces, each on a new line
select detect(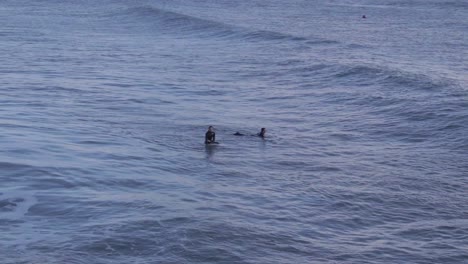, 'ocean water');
1,0,467,263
